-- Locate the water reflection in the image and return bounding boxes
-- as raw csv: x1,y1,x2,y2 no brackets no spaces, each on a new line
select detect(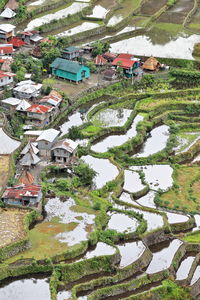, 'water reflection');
176,256,195,281
117,241,146,268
